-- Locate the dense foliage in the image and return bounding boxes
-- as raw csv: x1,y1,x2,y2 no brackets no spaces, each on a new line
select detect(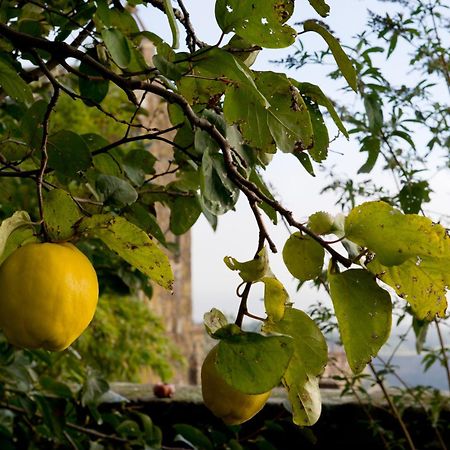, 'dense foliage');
0,0,448,448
